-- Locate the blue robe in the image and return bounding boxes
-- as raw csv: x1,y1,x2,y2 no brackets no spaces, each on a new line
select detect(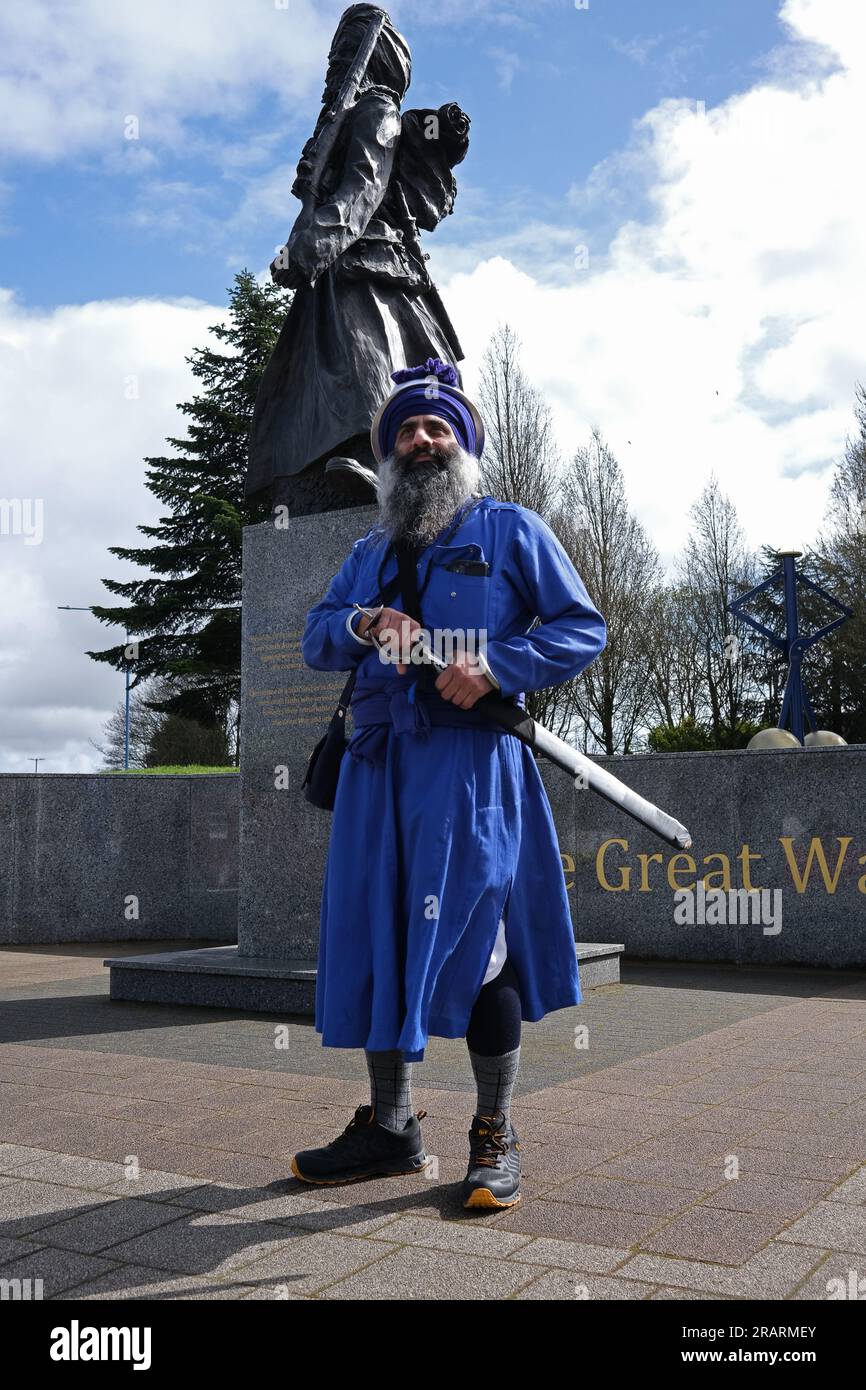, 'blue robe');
301,495,607,1060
